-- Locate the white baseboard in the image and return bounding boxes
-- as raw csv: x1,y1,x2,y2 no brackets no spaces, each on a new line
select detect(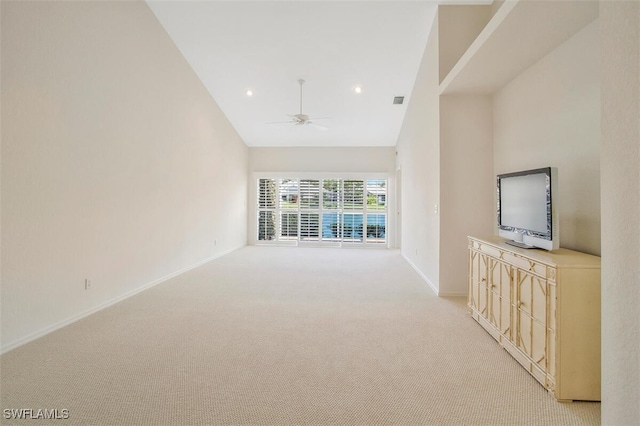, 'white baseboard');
400,254,467,298
401,253,439,296
1,245,244,355
438,292,467,297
